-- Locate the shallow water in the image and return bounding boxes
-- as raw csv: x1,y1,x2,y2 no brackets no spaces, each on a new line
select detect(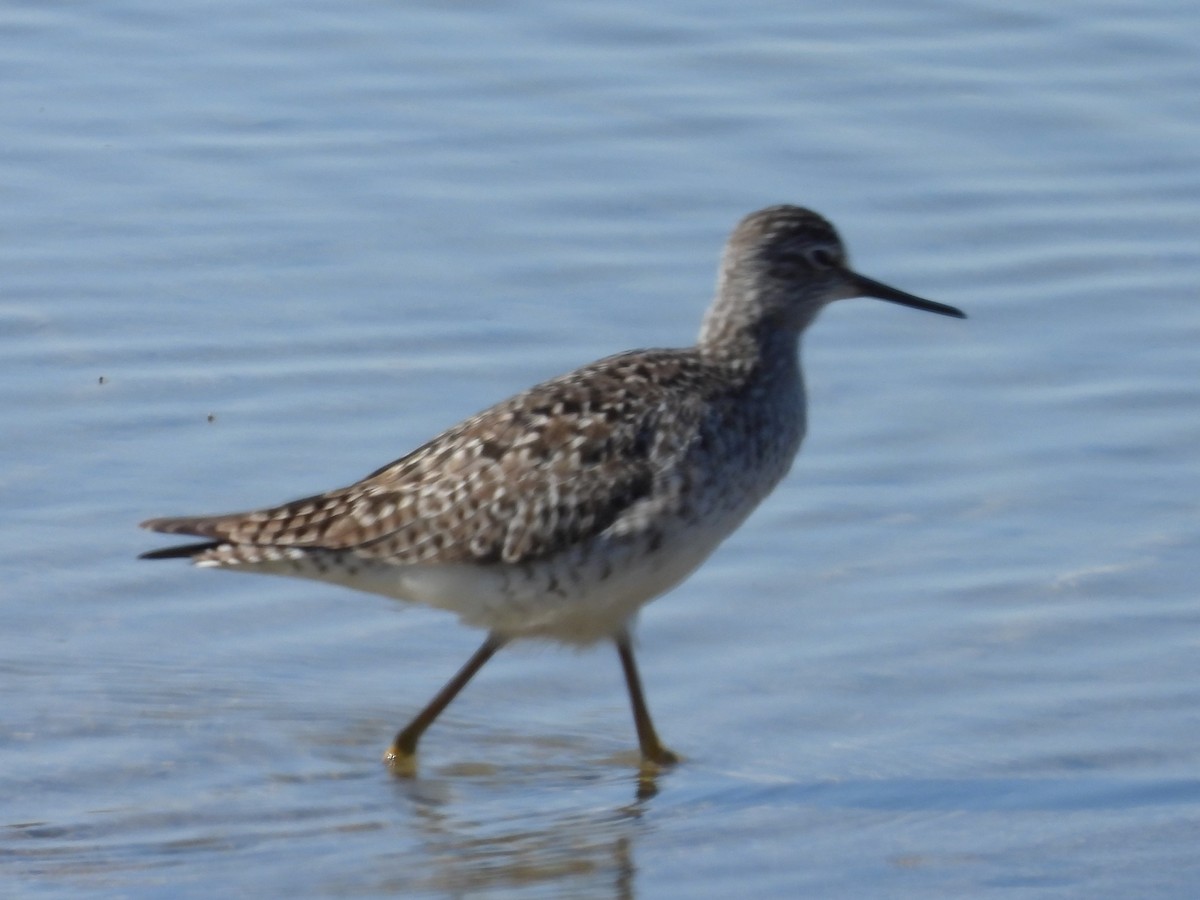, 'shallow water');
3,0,1200,896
